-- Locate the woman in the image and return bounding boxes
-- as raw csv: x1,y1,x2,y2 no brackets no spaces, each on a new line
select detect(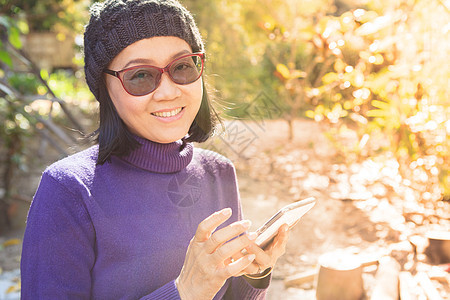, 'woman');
20,0,290,299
